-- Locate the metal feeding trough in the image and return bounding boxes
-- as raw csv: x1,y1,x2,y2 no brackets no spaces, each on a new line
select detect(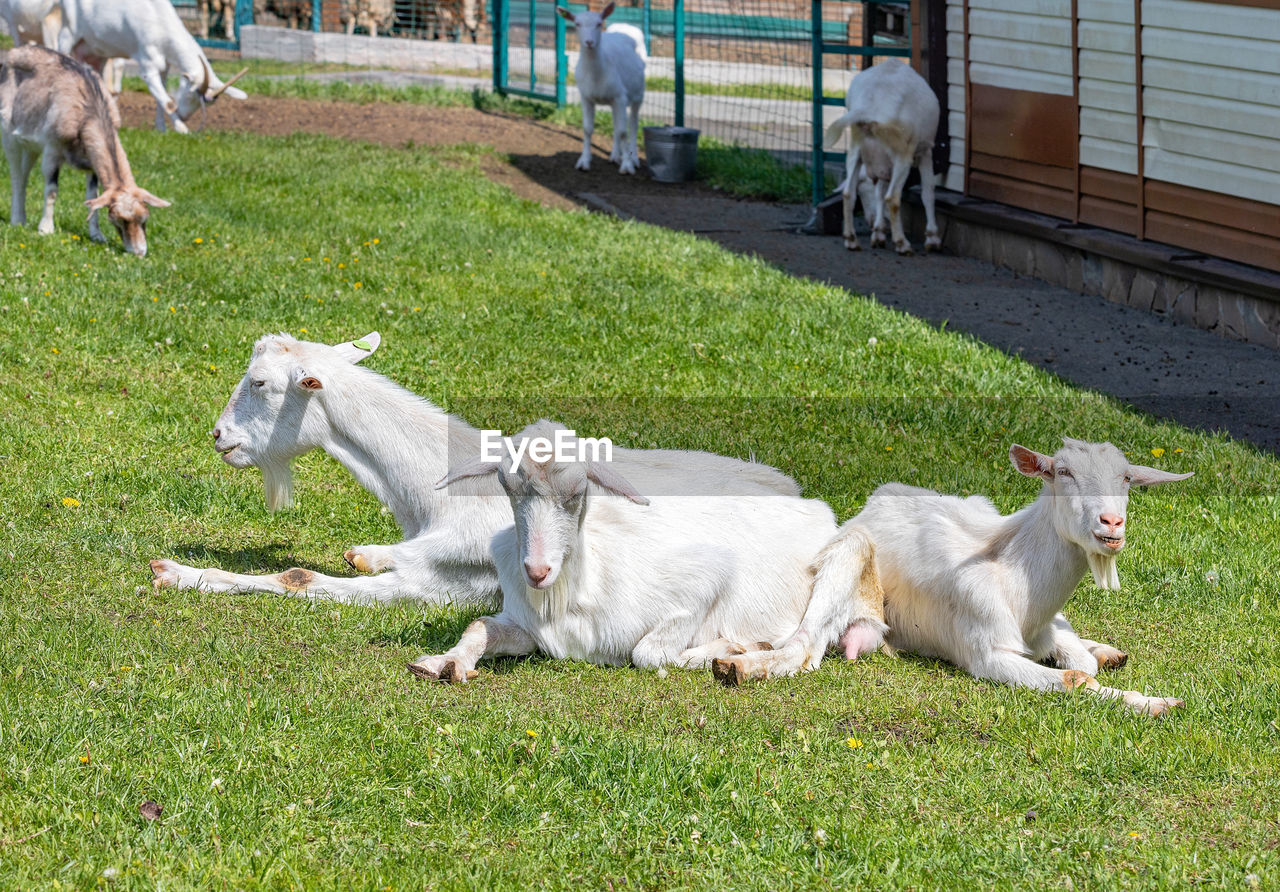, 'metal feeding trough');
643,126,701,183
